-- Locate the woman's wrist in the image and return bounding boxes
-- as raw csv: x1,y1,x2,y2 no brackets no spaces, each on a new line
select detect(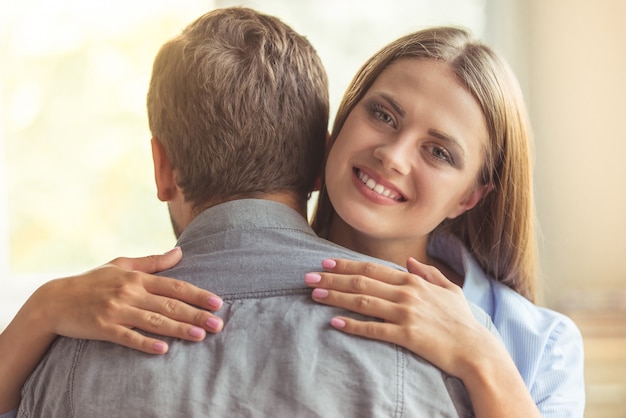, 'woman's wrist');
454,324,505,386
25,280,64,337
455,327,541,418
